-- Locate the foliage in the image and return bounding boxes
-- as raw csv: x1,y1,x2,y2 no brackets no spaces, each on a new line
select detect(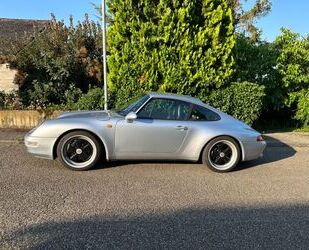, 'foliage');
0,91,23,110
73,87,105,110
272,28,309,127
14,15,103,108
290,89,309,127
42,84,83,110
0,3,307,130
49,86,104,111
207,82,265,125
26,80,62,109
294,126,309,133
63,84,83,110
233,34,283,110
275,28,309,100
228,0,272,41
0,91,5,109
107,0,236,108
232,29,309,127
